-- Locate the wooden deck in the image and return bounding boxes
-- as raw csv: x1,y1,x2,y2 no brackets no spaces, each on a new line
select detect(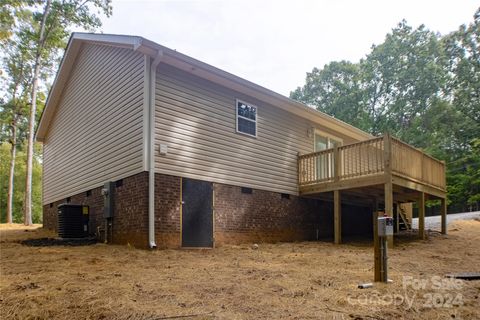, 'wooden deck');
298,134,447,244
